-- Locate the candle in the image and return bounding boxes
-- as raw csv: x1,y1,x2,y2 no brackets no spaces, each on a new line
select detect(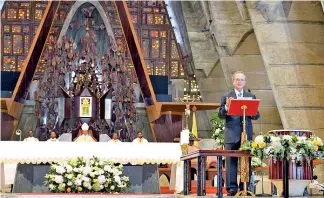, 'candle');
180,129,190,145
